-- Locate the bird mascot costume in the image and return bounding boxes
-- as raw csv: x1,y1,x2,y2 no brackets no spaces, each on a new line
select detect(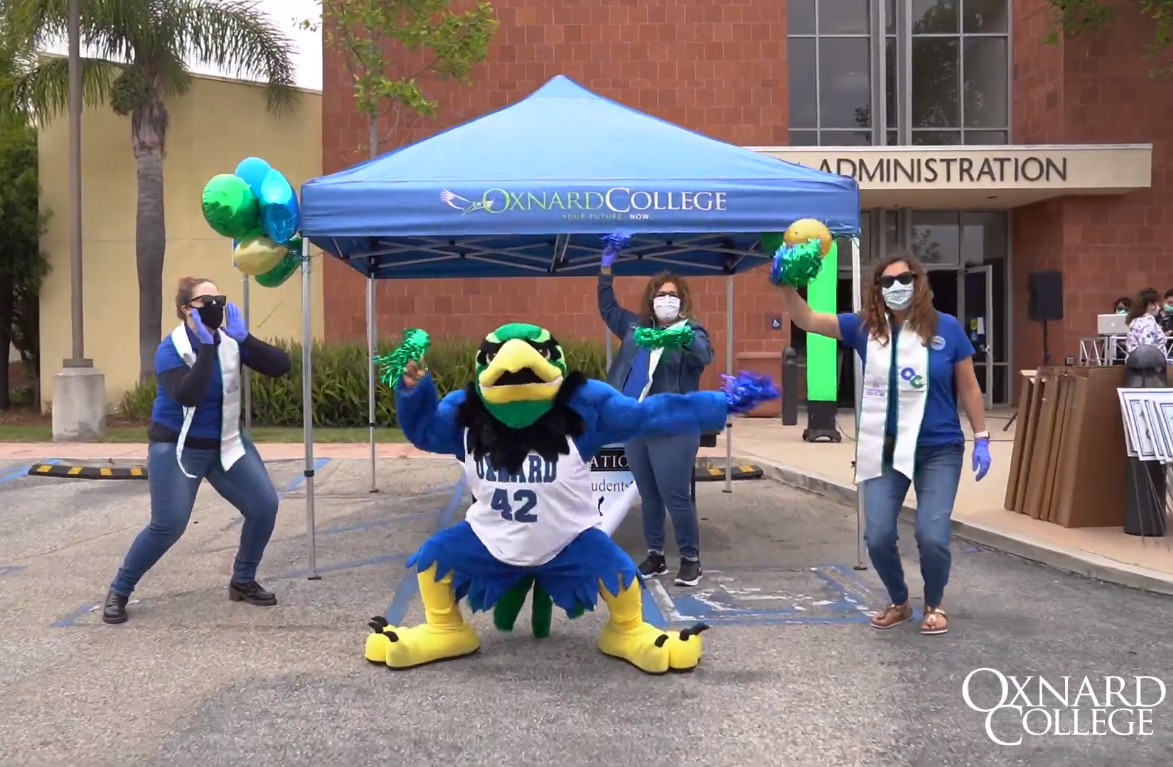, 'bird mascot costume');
364,322,777,675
